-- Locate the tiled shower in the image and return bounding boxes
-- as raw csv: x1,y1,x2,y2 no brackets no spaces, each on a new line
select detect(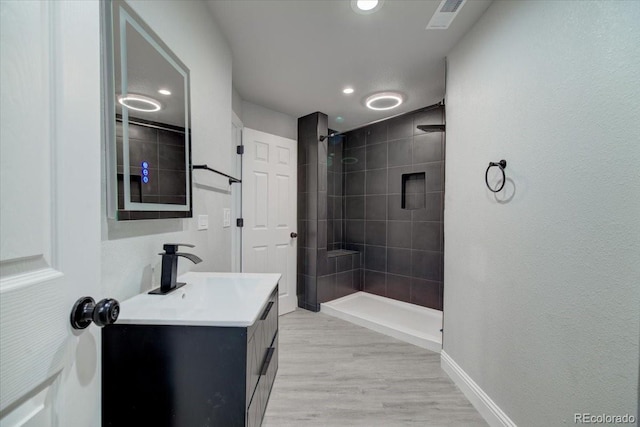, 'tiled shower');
298,104,445,312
